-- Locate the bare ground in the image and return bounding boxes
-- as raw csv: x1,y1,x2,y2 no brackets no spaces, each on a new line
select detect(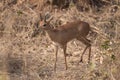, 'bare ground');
0,0,120,80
